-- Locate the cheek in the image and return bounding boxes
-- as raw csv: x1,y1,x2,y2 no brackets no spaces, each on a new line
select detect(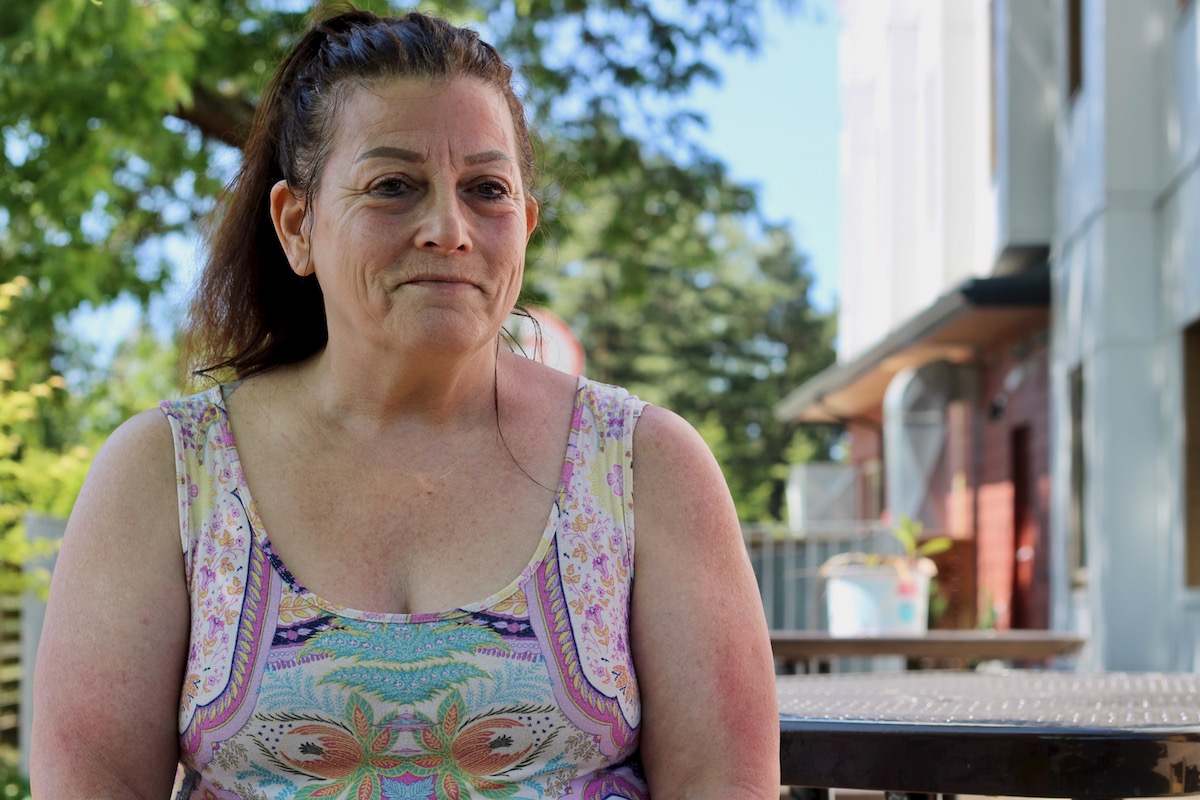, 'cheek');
316,223,393,276
487,220,530,277
497,252,526,296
